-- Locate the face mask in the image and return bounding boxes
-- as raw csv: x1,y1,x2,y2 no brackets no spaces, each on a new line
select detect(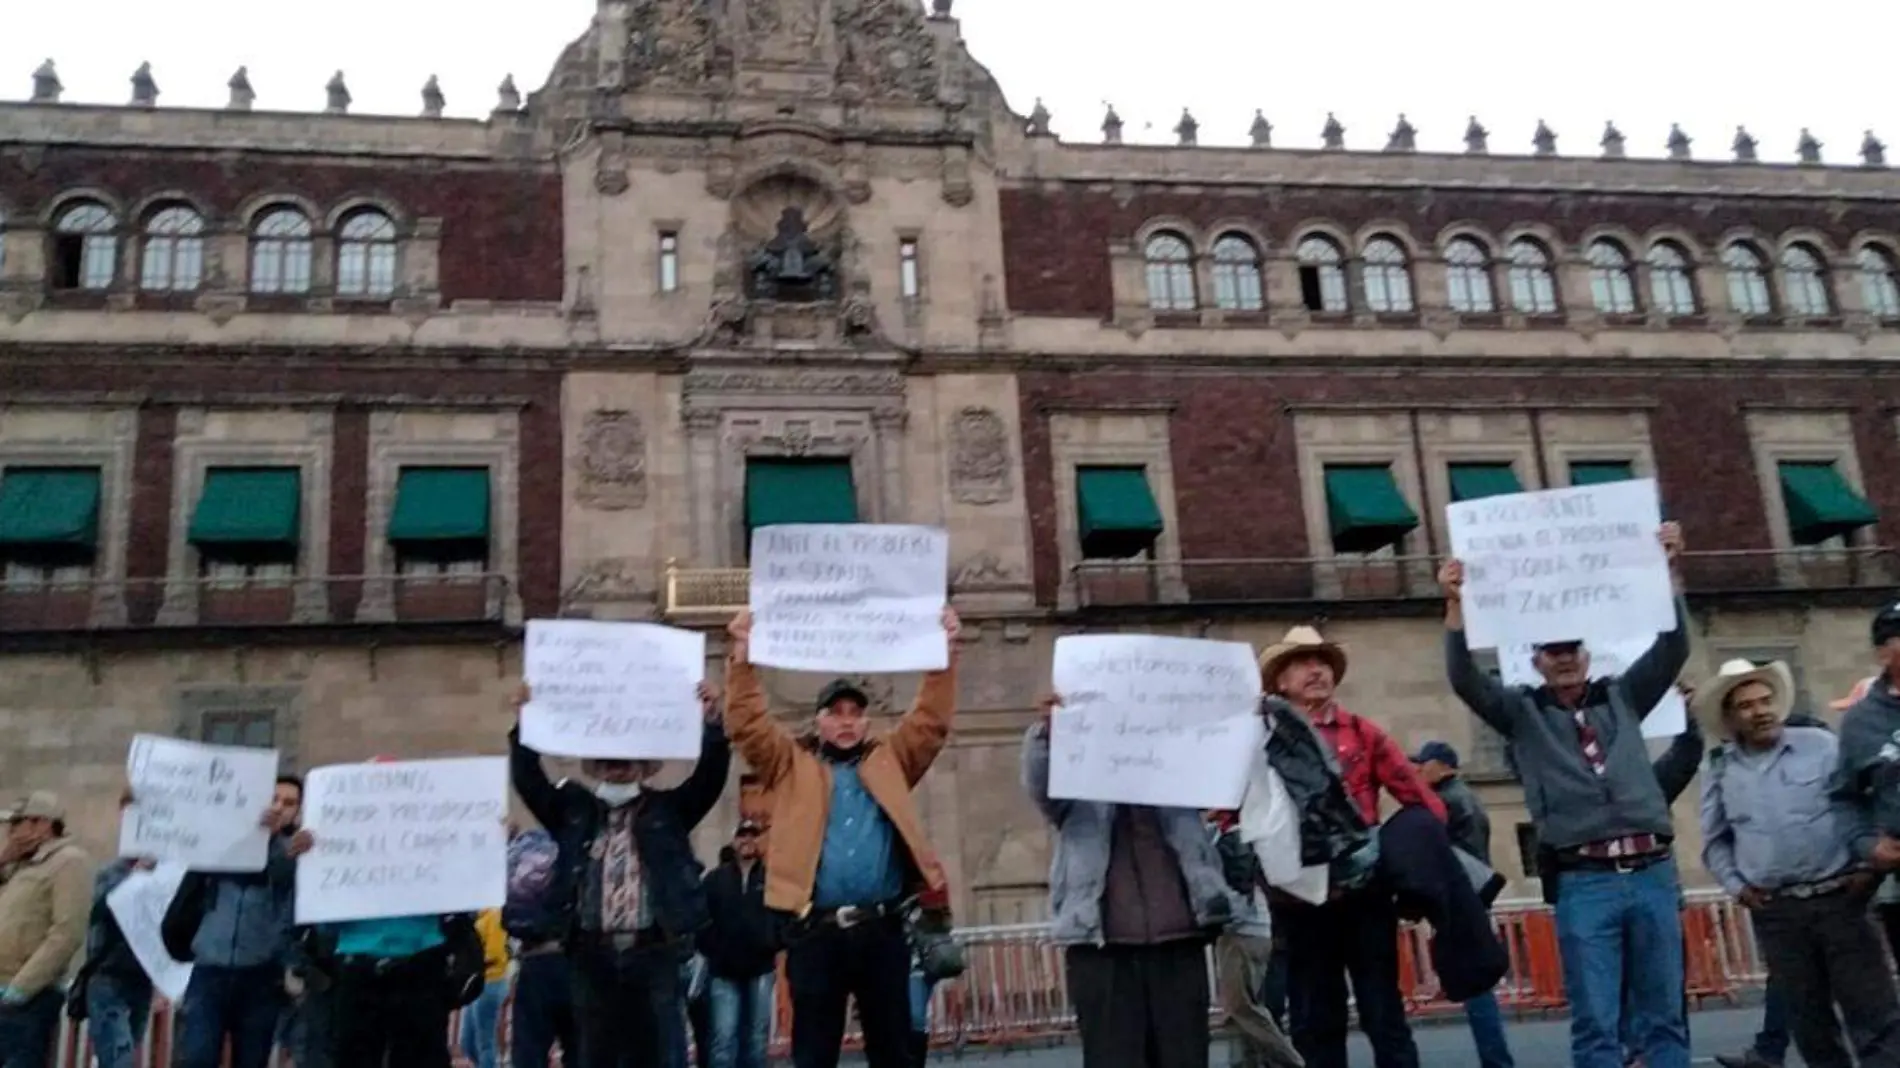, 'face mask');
595,782,642,807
